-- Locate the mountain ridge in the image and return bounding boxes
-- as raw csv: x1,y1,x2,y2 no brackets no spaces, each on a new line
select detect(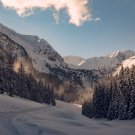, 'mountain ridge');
64,50,135,71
